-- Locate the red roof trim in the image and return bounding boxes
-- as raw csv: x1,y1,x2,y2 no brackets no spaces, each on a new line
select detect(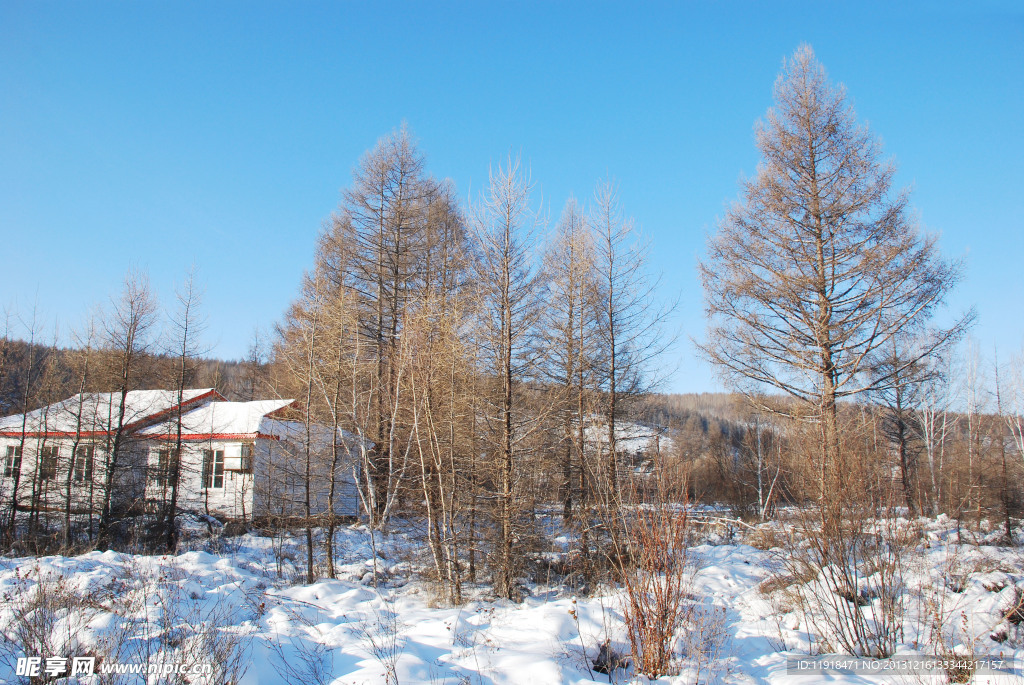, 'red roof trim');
140,432,280,441
263,400,296,419
0,431,111,439
122,389,223,432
